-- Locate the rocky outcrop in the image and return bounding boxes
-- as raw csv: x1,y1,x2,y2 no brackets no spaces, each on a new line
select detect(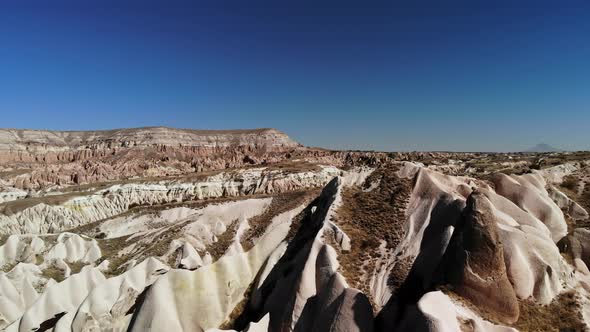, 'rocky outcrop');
0,127,300,189
0,187,27,204
441,191,519,324
0,166,341,235
230,177,374,332
0,127,393,190
0,127,300,160
377,162,574,331
129,176,374,332
3,152,590,332
492,172,568,242
4,266,106,332
71,258,169,331
548,185,589,221
559,228,590,273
